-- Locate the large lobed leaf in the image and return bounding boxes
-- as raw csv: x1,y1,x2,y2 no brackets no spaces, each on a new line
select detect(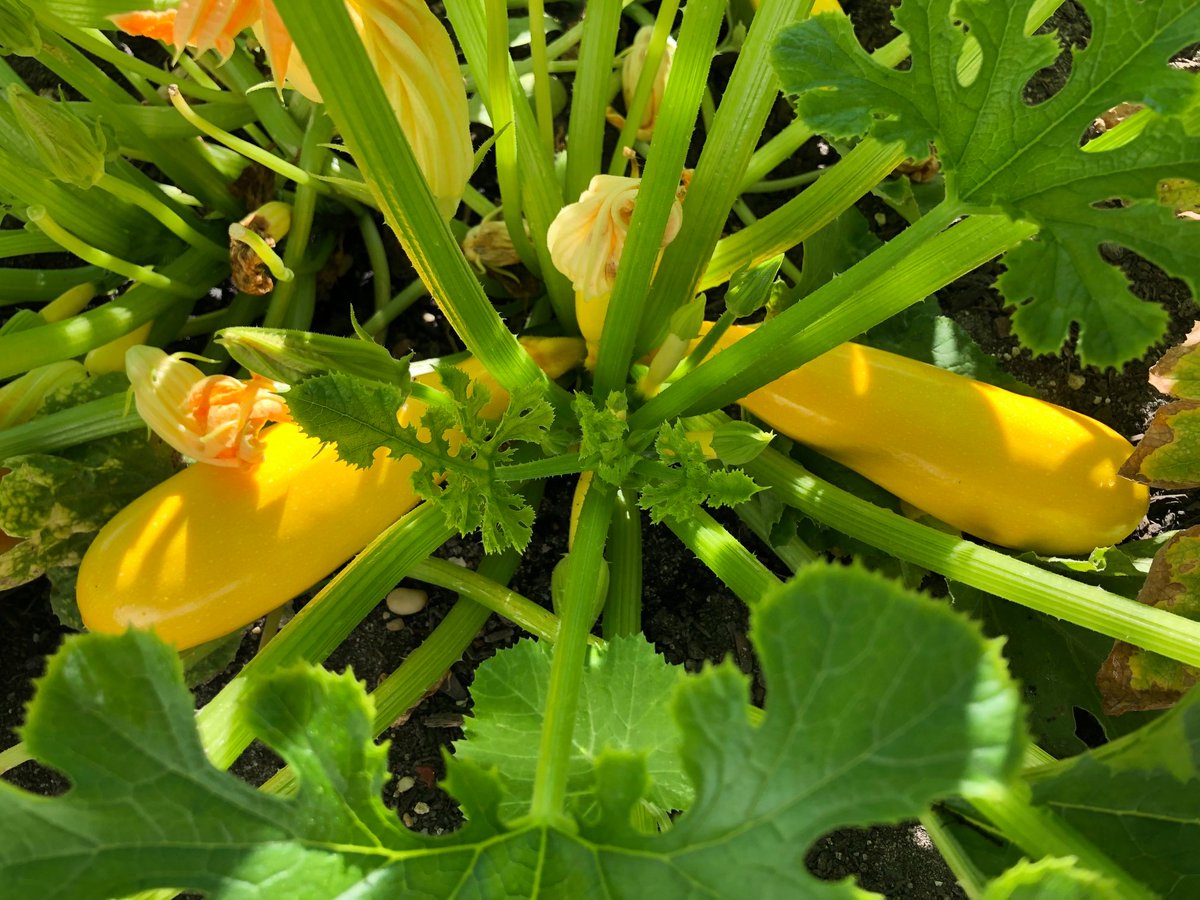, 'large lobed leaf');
773,0,1200,367
0,566,1025,897
1027,686,1200,898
